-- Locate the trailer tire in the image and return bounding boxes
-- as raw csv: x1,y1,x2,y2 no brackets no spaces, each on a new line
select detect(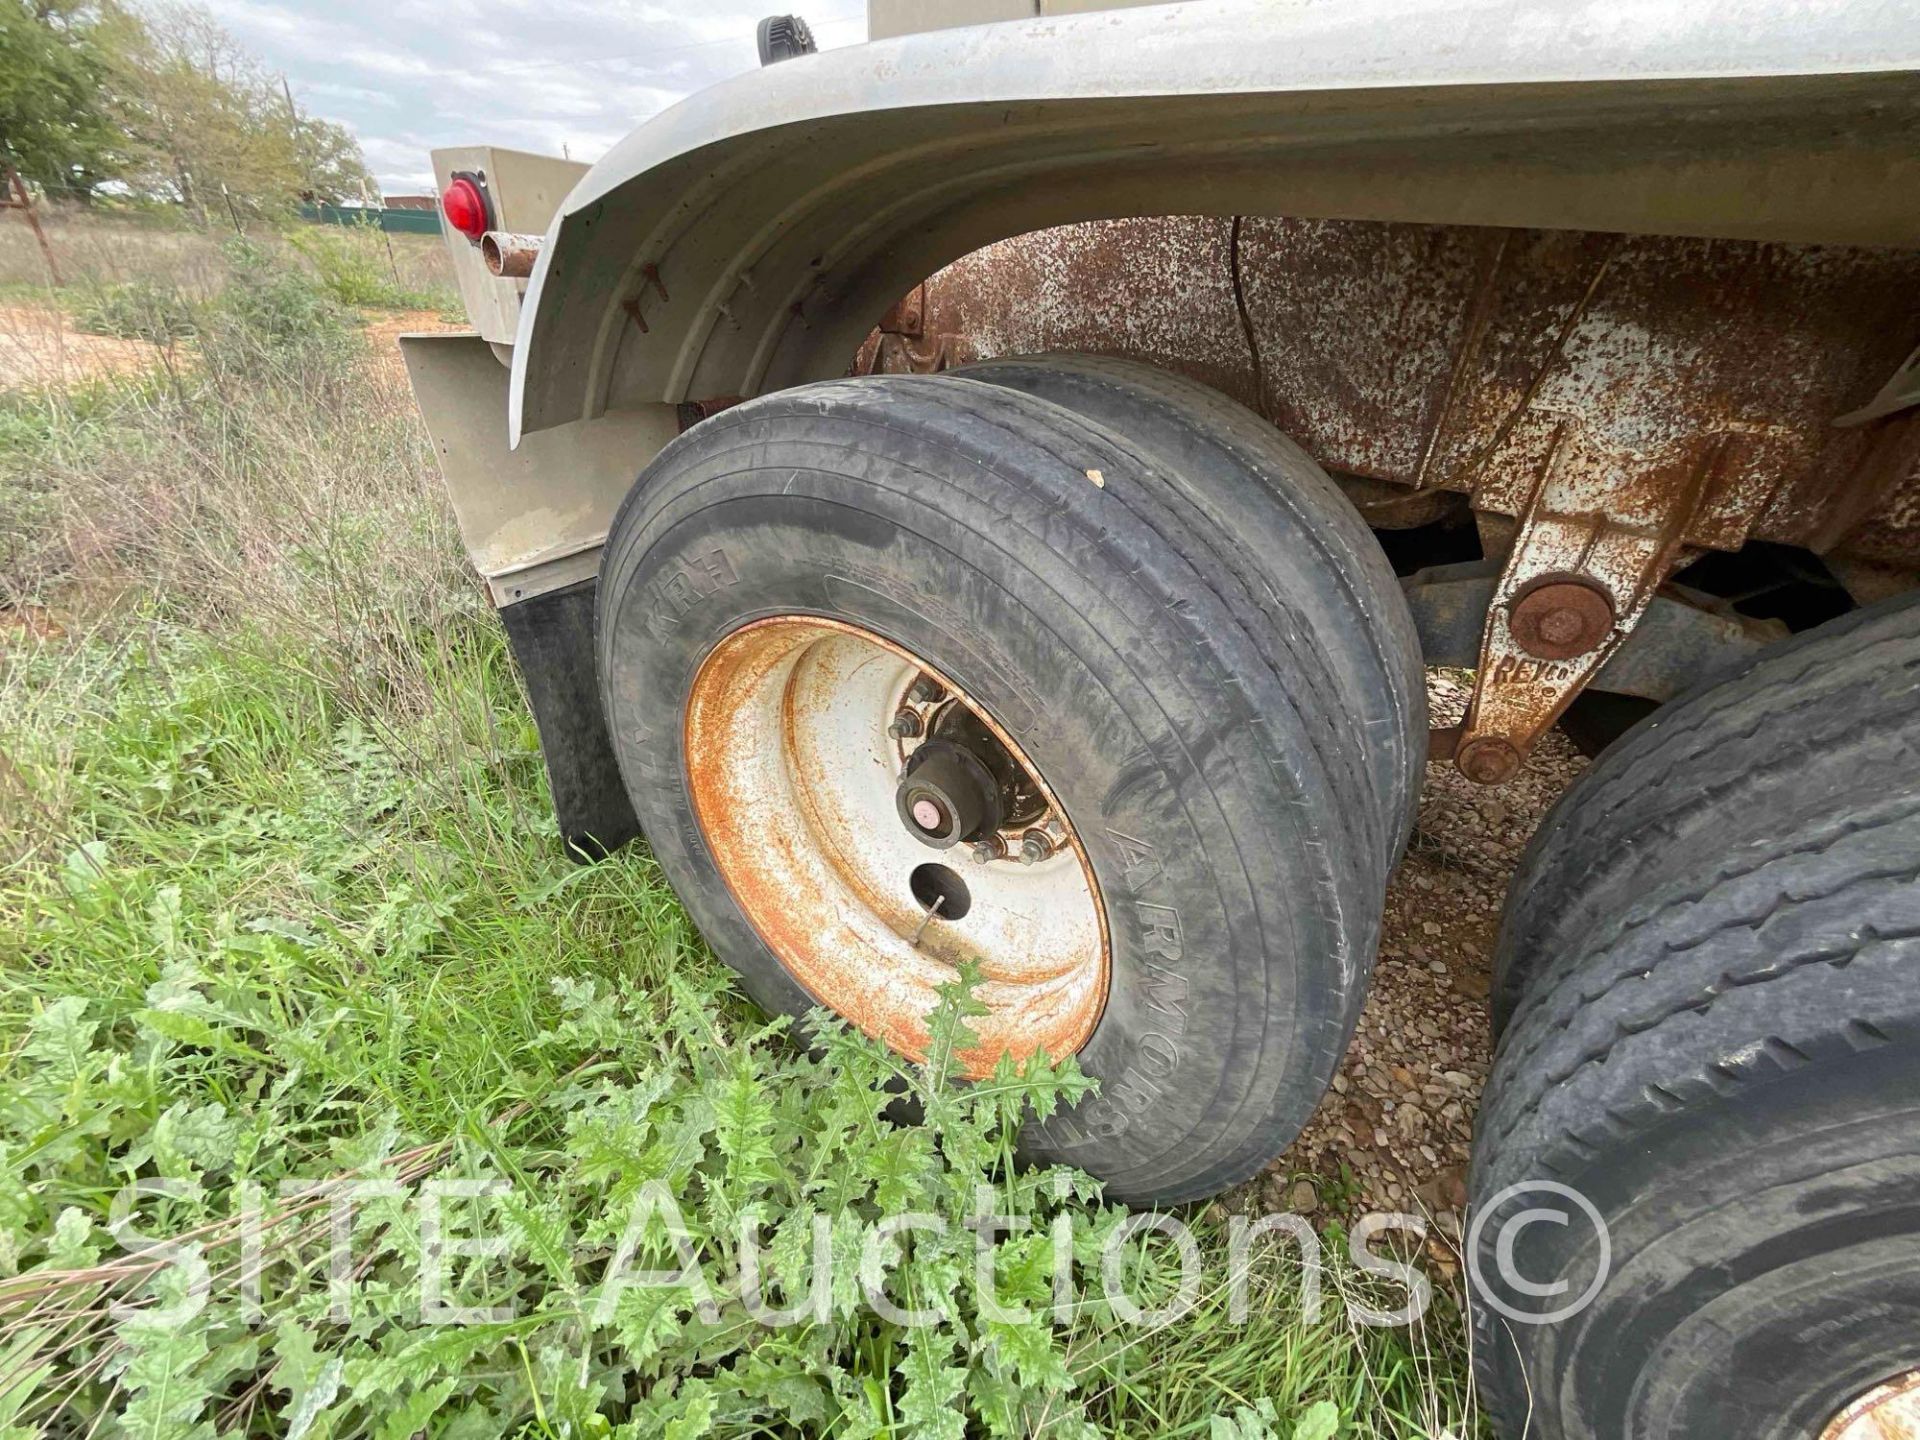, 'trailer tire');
957,353,1425,868
1472,595,1920,1439
1493,591,1920,1031
596,374,1404,1203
